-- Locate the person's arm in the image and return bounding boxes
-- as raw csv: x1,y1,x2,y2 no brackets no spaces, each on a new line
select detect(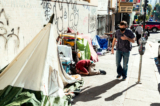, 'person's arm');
121,35,135,43
126,37,135,43
111,37,117,54
79,67,89,76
